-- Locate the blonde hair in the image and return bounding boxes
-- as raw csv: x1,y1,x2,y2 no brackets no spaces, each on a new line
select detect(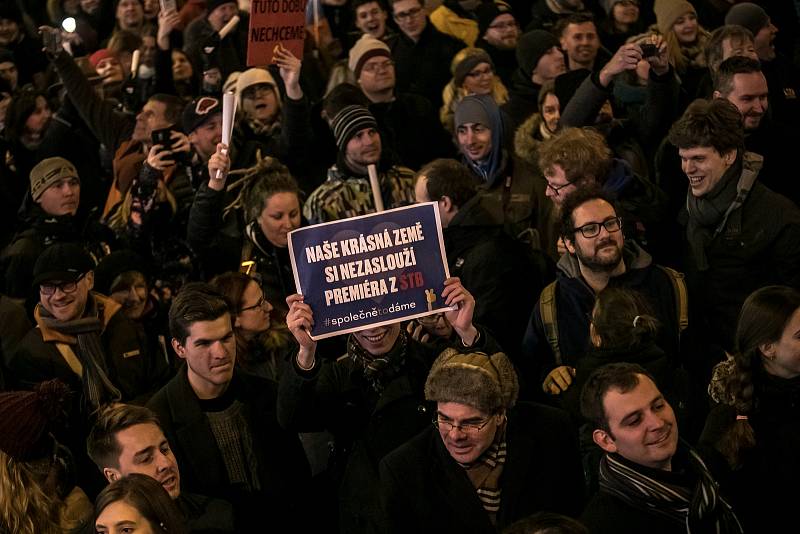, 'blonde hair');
104,180,177,232
0,450,63,534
